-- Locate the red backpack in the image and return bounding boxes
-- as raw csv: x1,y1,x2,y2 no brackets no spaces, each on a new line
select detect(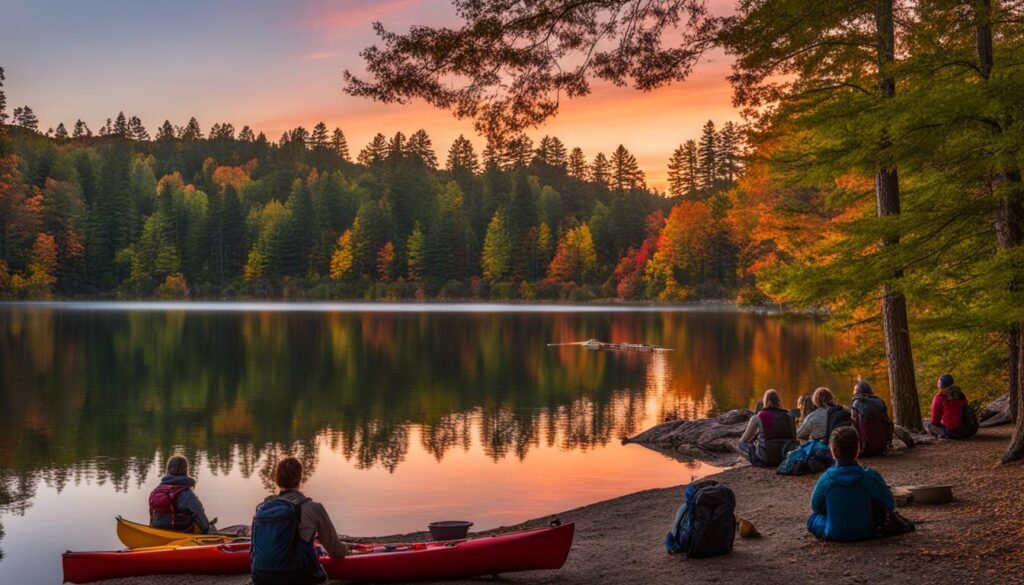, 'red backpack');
149,483,192,529
851,395,892,456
